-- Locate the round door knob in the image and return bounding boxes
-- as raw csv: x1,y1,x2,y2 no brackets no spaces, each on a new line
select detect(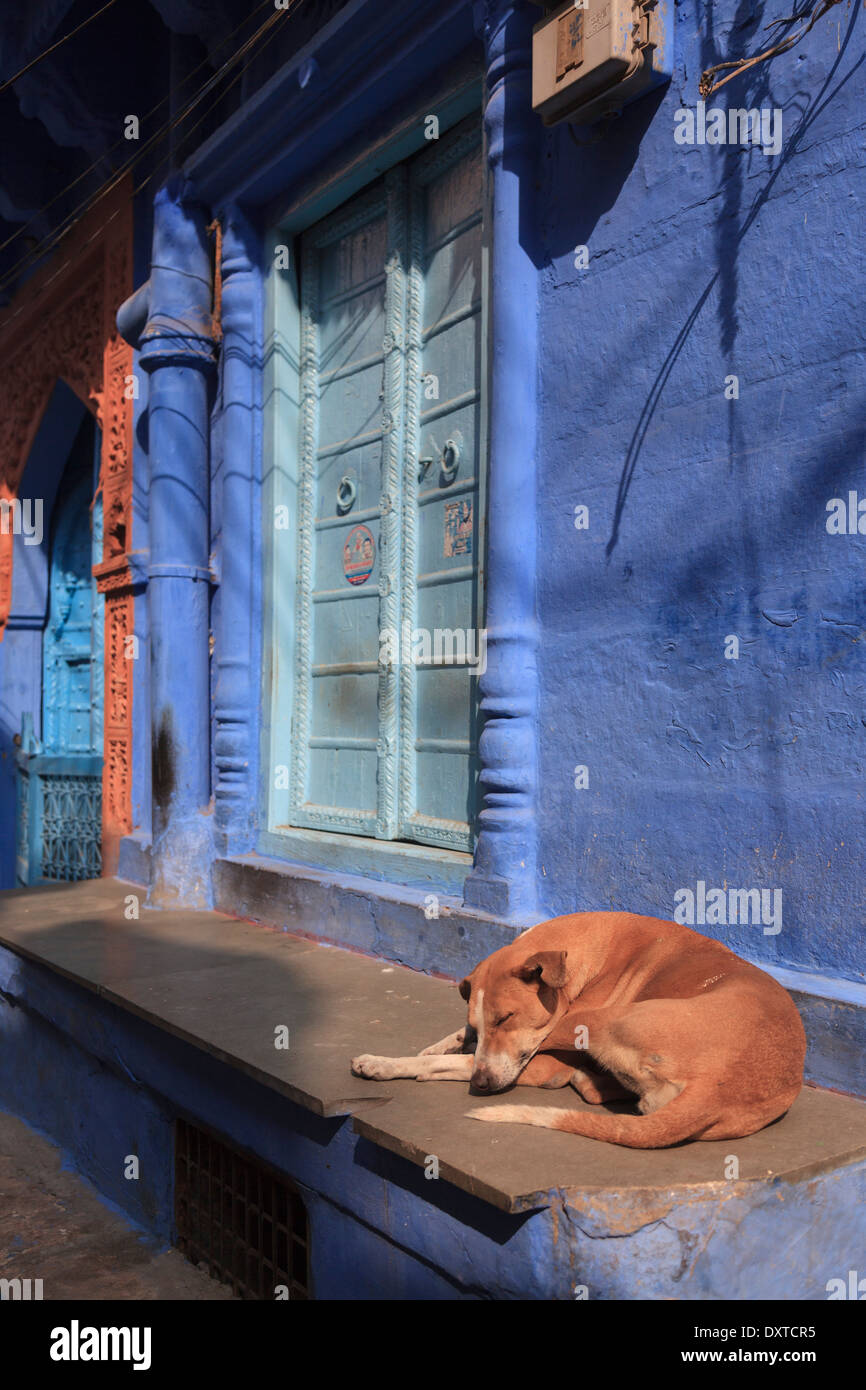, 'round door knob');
337,476,357,513
441,439,459,483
